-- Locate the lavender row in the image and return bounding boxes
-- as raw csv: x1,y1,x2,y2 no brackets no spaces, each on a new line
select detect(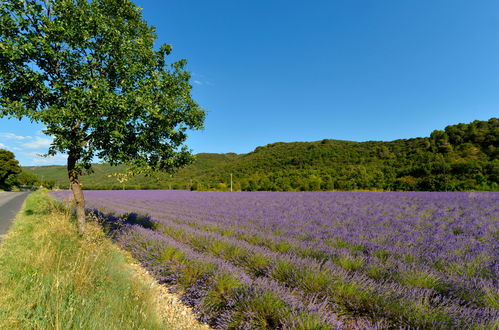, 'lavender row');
115,224,345,329
148,214,497,328
67,190,497,303
75,190,497,285
50,190,499,328
160,215,498,308
92,203,495,328
61,190,497,273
